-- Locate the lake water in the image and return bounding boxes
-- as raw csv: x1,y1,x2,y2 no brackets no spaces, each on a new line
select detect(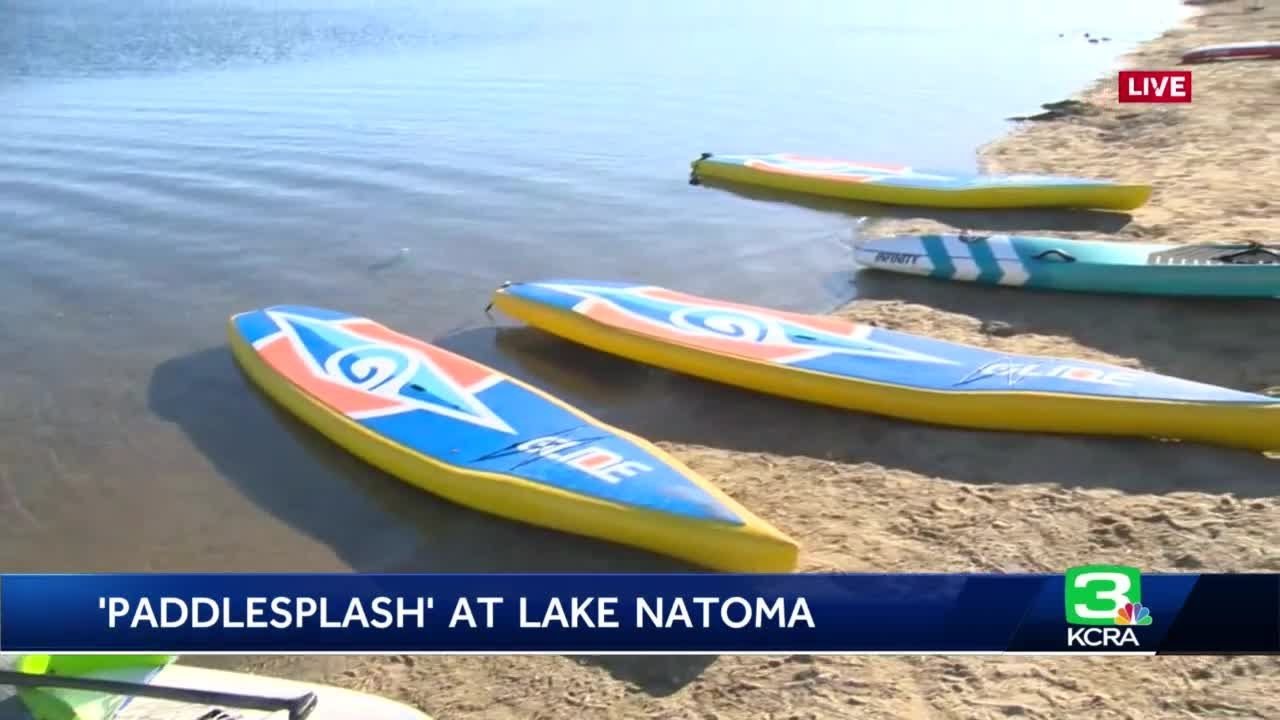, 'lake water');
0,0,1187,573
